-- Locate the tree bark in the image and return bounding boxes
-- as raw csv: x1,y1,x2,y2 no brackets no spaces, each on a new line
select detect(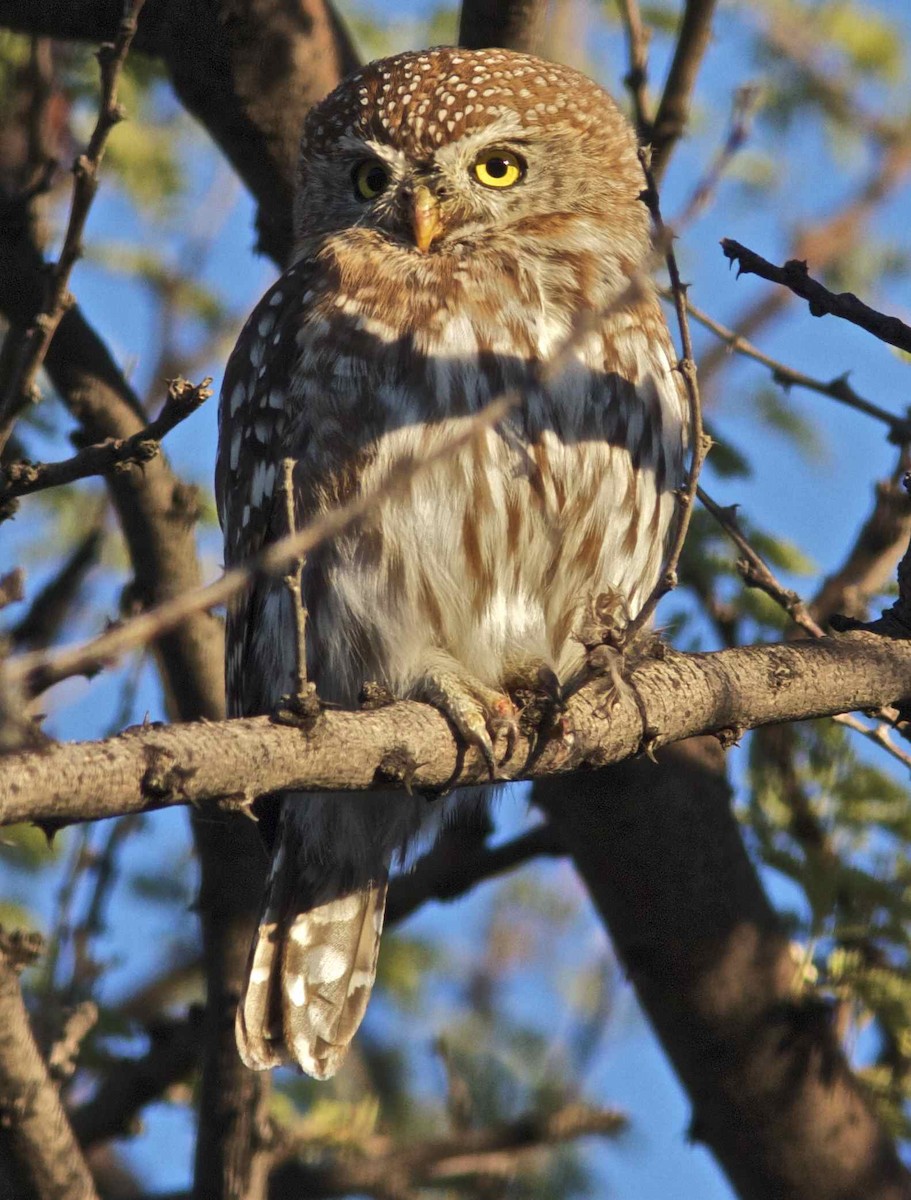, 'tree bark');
537,739,911,1199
